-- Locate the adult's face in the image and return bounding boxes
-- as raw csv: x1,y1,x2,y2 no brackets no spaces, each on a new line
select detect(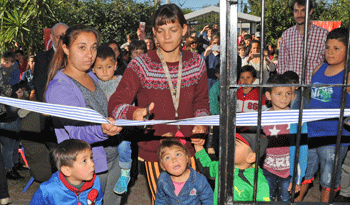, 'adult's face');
15,53,24,62
251,42,260,54
108,43,120,58
207,29,213,38
51,25,68,49
293,3,313,26
145,39,154,51
152,20,187,54
62,31,97,73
